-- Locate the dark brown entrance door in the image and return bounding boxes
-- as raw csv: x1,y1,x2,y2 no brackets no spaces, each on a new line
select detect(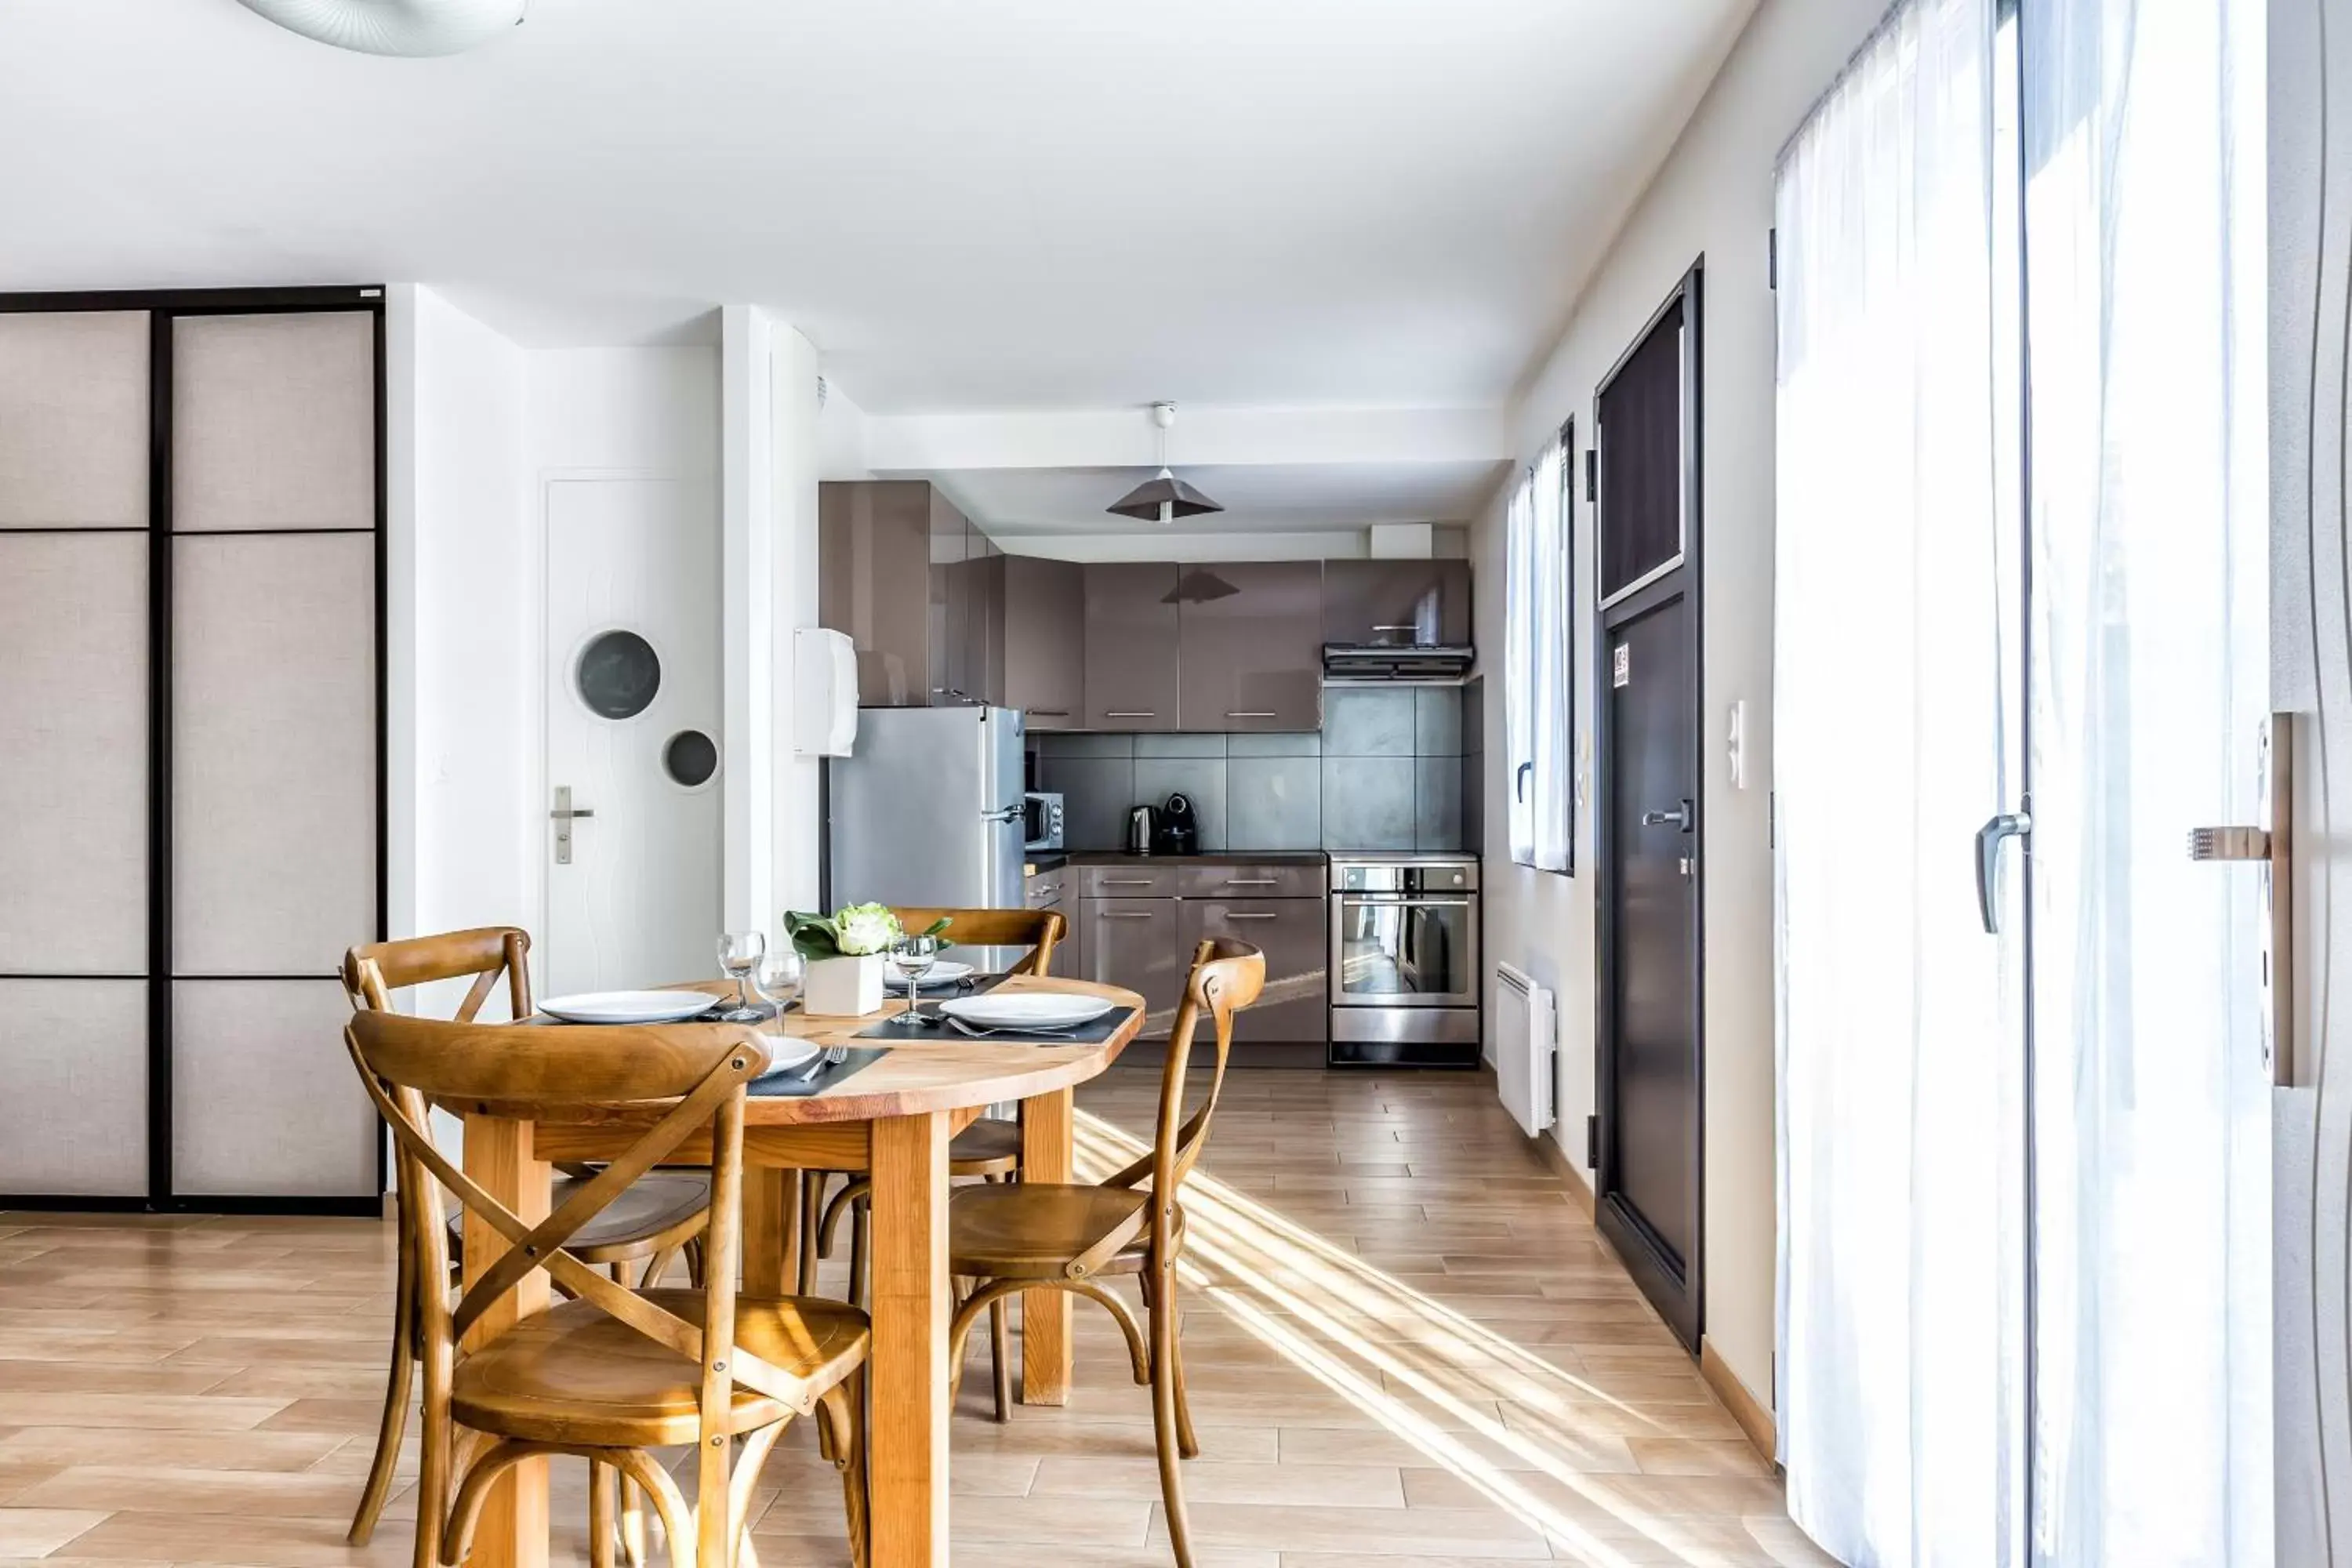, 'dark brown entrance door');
1594,264,1704,1350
